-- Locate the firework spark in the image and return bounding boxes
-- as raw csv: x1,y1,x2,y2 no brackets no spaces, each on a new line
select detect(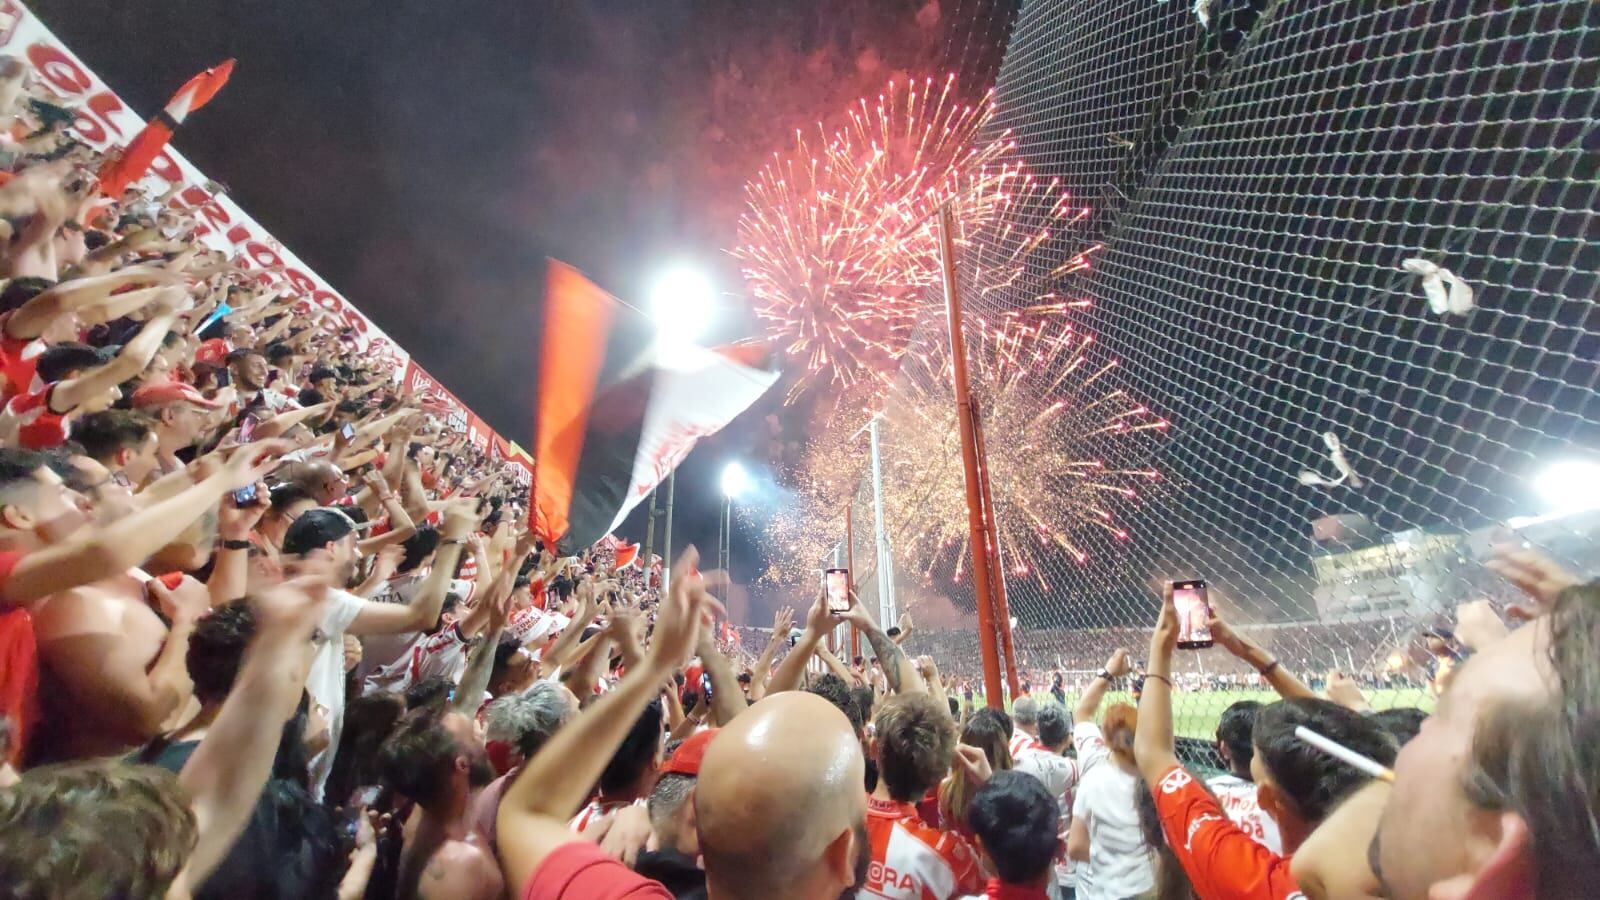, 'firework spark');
734,76,1102,405
879,313,1165,588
